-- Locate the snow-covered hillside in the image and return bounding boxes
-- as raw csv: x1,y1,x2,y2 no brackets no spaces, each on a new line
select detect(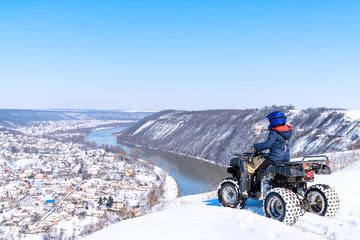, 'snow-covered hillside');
85,160,360,240
117,108,360,166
